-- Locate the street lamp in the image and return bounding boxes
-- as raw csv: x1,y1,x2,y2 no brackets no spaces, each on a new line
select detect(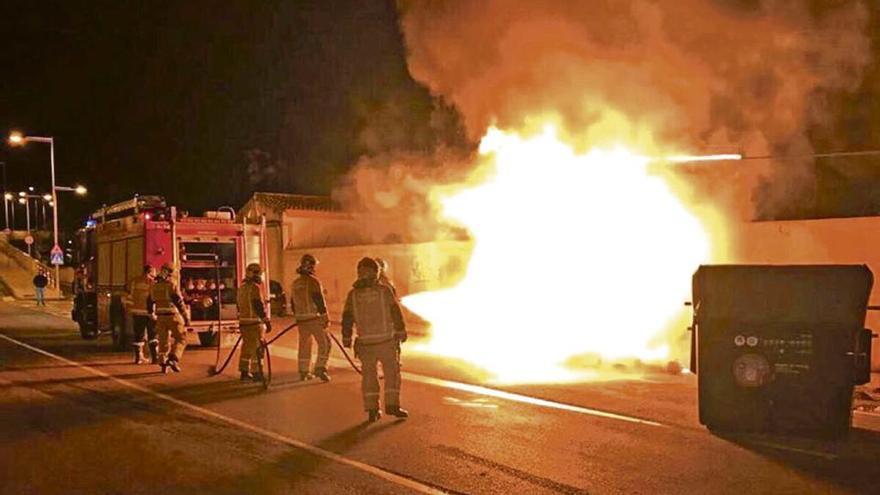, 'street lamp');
17,196,31,255
3,192,12,231
9,131,62,290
